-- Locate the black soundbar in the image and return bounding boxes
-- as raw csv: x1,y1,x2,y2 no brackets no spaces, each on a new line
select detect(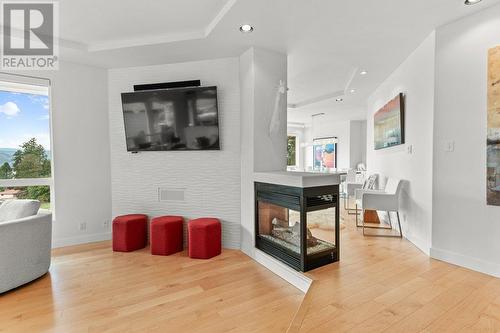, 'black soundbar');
133,80,201,91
